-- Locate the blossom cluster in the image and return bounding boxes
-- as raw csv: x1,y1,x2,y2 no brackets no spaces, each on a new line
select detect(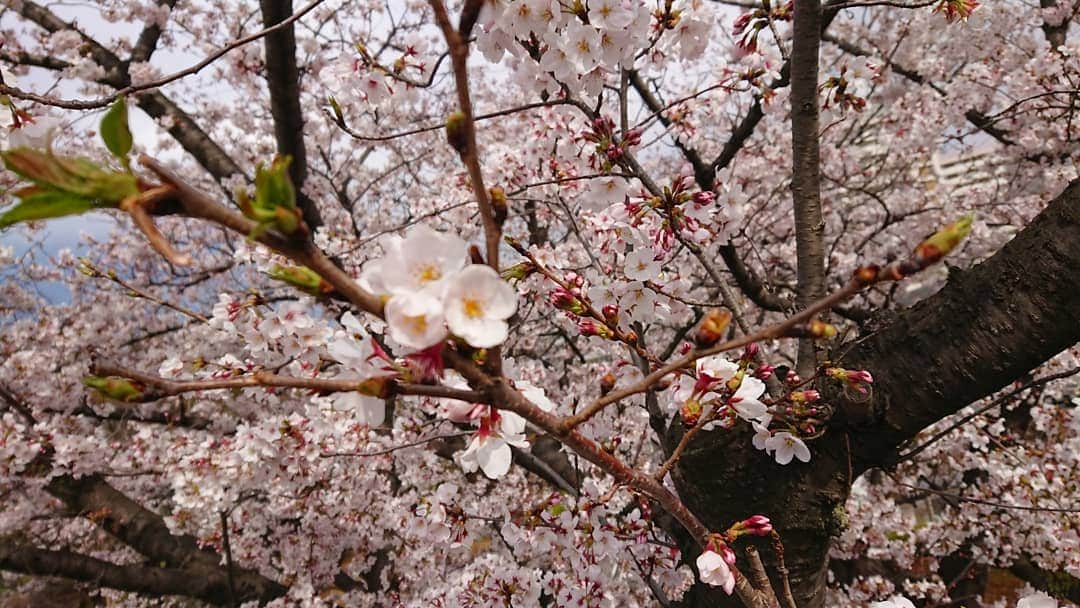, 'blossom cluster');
360,226,517,350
